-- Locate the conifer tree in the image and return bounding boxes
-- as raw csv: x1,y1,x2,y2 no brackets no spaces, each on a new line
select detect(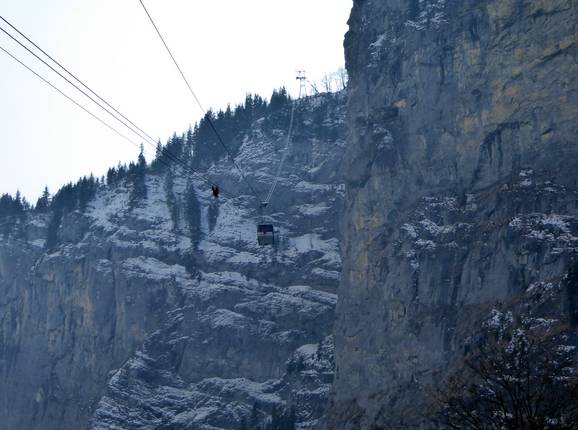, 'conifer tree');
185,180,203,249
270,87,290,112
164,169,179,230
78,175,97,212
106,167,117,186
21,196,30,212
155,141,163,160
13,190,24,214
150,141,165,172
184,126,194,164
117,163,127,181
129,145,148,208
0,194,14,217
138,144,146,169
